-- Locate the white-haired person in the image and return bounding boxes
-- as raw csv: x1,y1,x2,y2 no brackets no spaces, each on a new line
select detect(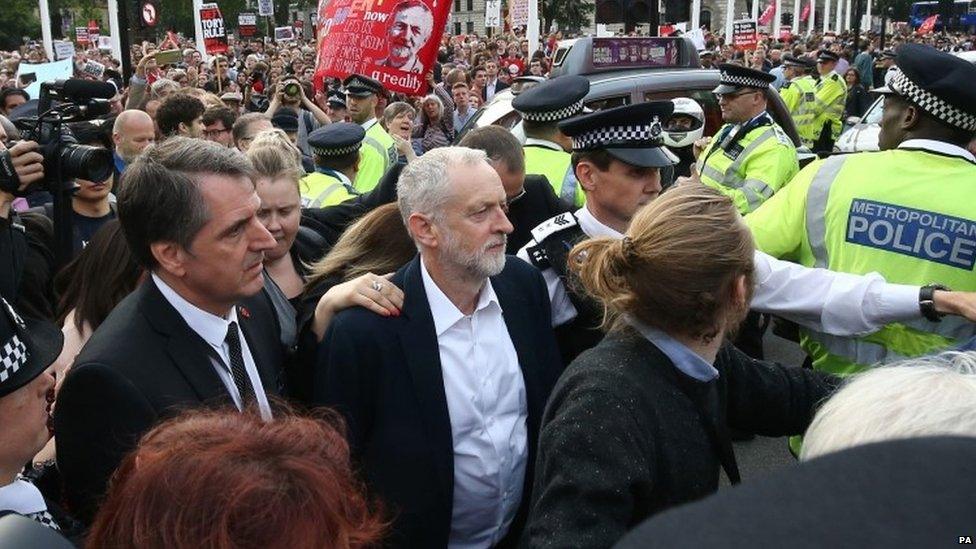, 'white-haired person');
412,72,455,153
801,351,976,461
